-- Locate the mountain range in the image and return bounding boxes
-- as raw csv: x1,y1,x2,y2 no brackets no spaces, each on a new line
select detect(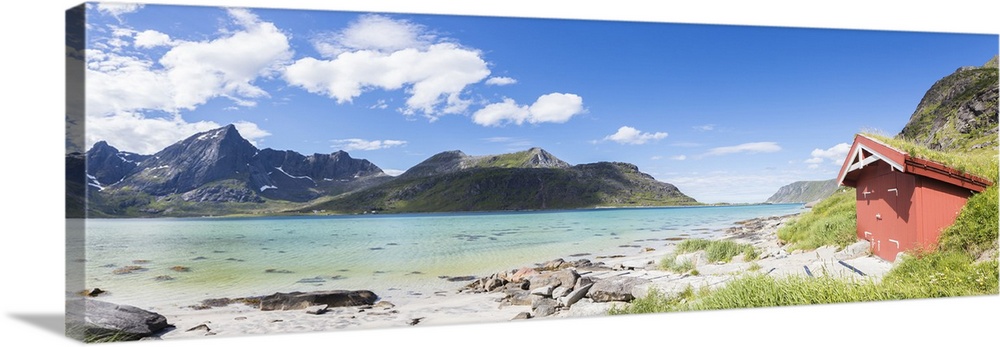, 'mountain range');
67,126,697,217
764,179,839,204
